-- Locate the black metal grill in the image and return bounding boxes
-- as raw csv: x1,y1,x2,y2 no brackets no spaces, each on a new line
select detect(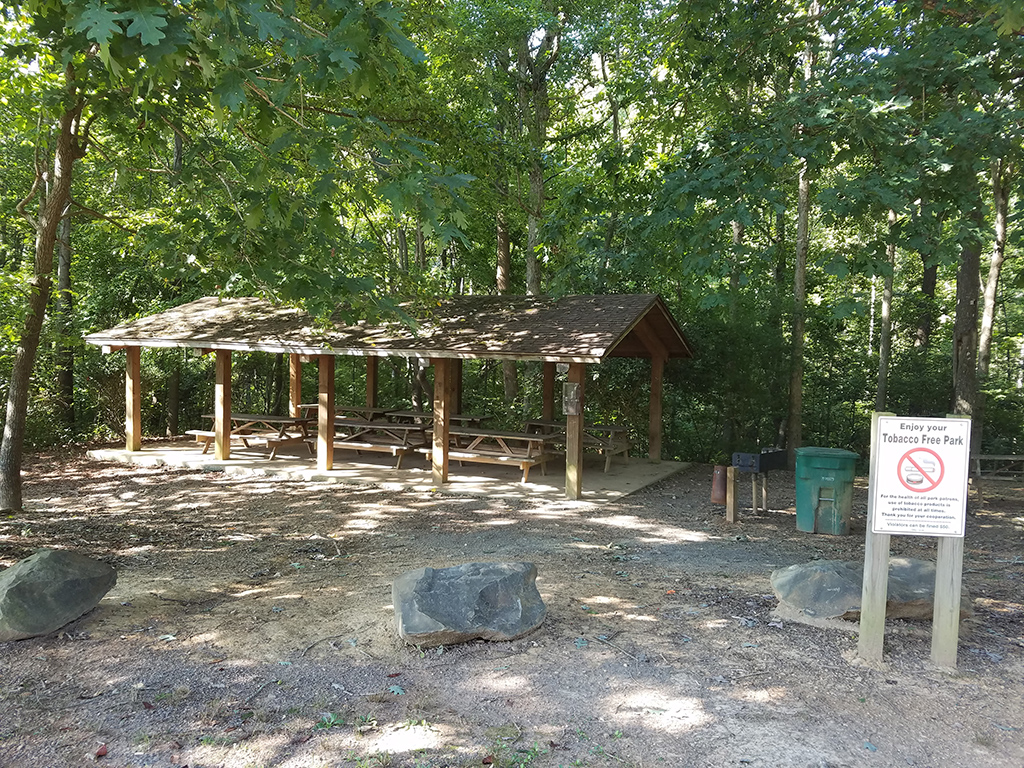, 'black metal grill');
732,449,787,474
